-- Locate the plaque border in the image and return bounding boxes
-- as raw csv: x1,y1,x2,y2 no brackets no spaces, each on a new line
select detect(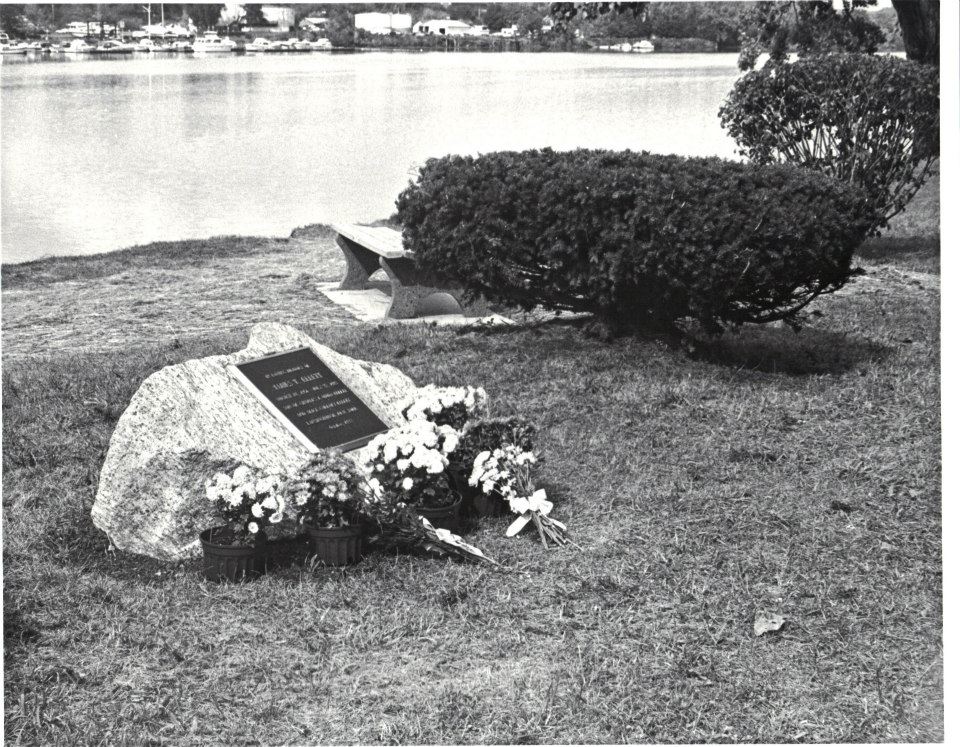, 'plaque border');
228,346,388,453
